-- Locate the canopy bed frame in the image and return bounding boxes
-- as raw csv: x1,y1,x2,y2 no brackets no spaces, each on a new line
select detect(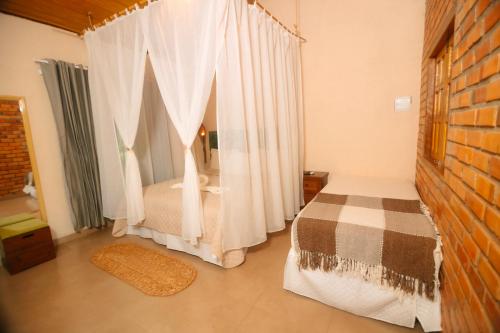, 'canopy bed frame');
85,0,305,267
